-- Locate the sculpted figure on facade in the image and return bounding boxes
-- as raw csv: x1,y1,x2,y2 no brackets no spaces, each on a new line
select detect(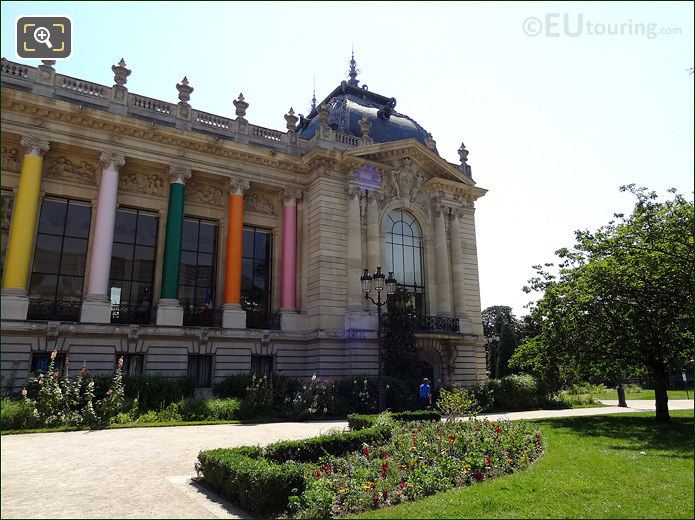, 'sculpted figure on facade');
44,156,97,185
244,191,276,215
0,147,20,173
186,180,224,205
118,172,165,196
